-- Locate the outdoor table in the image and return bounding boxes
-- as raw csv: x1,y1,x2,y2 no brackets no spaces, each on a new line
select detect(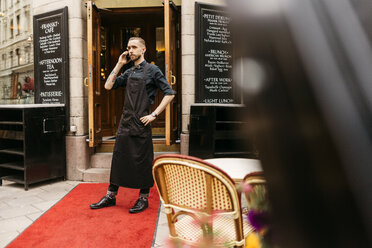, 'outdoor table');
205,158,263,211
204,158,263,183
